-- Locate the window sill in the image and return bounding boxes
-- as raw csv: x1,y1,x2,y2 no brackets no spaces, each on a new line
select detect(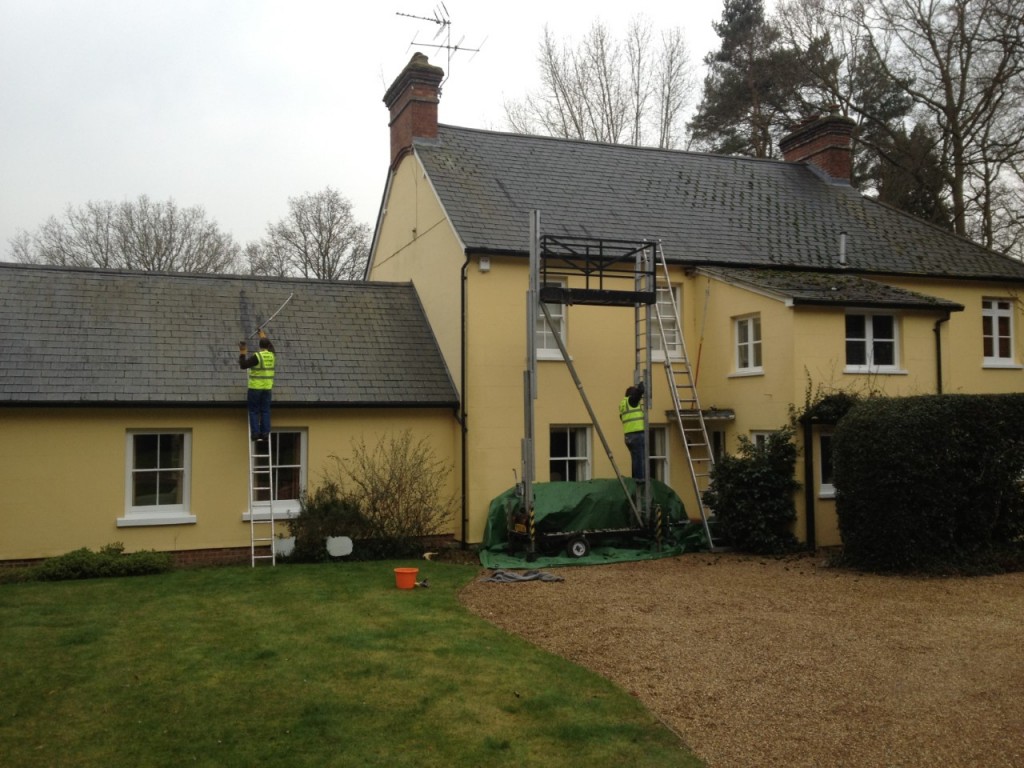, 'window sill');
117,513,197,528
843,367,908,375
536,353,570,362
982,361,1023,370
729,369,764,378
243,506,299,522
